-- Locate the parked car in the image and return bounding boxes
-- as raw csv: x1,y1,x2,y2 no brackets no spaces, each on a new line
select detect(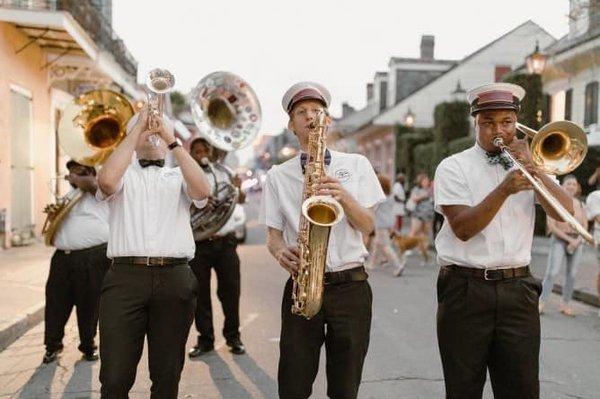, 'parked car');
232,204,247,243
